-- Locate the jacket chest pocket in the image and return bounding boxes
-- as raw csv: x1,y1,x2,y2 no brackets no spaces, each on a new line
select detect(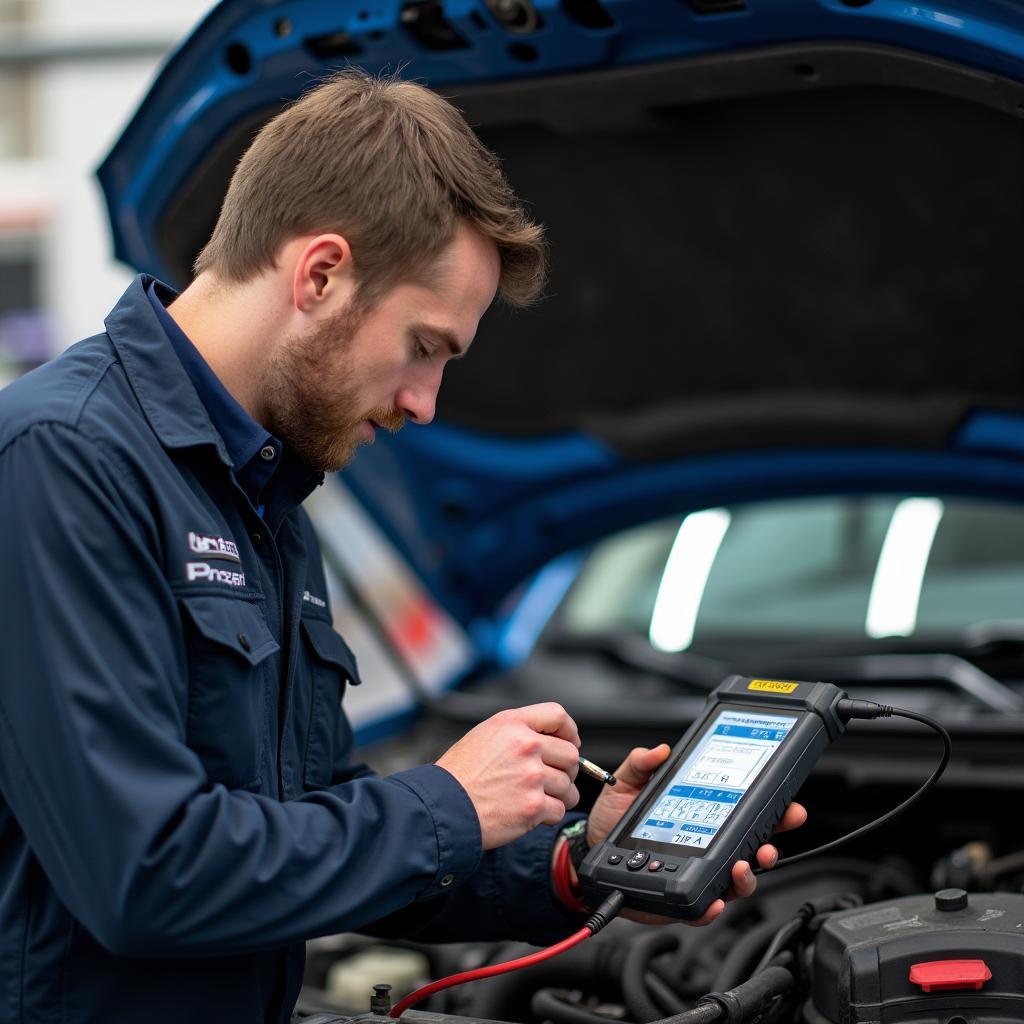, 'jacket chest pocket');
178,595,280,791
300,616,360,790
